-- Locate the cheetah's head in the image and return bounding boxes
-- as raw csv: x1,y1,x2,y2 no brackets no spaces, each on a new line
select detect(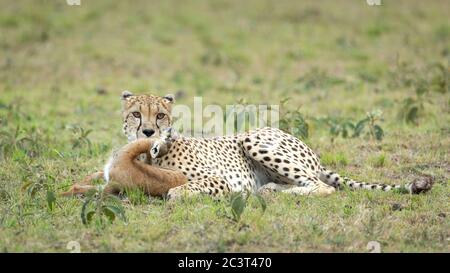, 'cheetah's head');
121,91,174,142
